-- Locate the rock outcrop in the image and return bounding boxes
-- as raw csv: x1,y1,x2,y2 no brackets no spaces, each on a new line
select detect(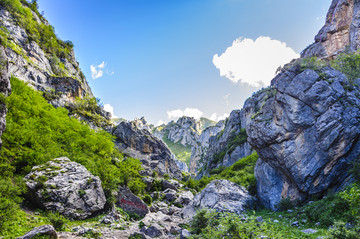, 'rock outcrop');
16,225,57,239
24,157,106,219
245,66,360,209
189,120,225,174
0,4,93,107
113,121,182,179
301,0,360,59
196,110,252,178
165,116,201,147
182,179,255,220
117,186,149,217
0,46,11,149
